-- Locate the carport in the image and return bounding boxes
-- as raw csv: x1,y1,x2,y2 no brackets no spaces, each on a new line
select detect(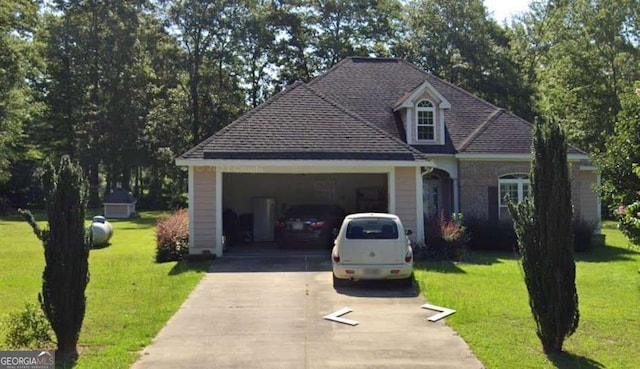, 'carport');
223,172,388,244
